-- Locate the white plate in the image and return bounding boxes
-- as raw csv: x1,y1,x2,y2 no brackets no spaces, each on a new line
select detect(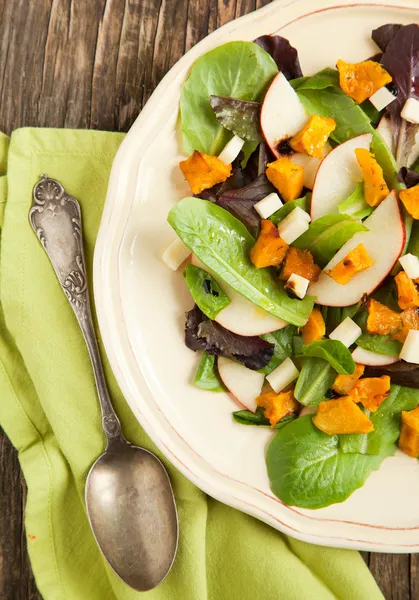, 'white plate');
94,0,419,552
